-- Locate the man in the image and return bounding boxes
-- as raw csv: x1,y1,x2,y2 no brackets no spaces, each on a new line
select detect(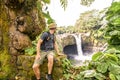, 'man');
32,23,63,80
